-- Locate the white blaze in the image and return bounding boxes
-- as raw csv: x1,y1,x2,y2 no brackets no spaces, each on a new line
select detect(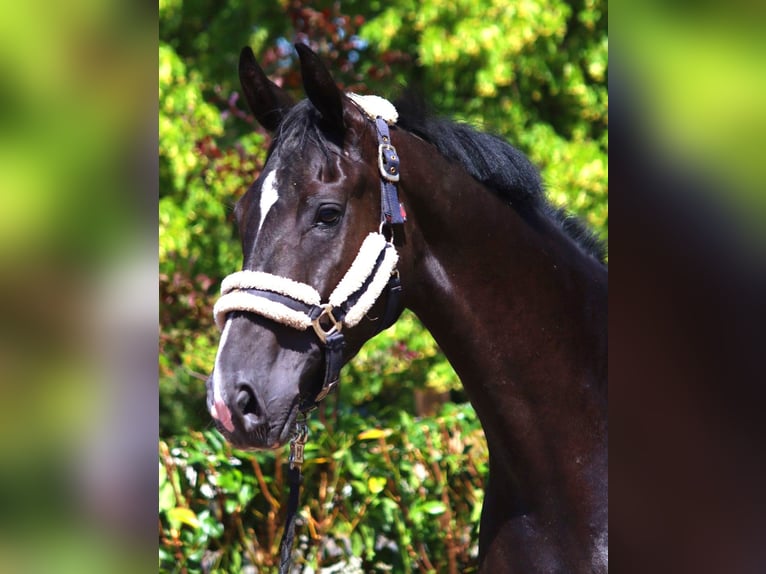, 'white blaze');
212,318,232,405
258,170,279,233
